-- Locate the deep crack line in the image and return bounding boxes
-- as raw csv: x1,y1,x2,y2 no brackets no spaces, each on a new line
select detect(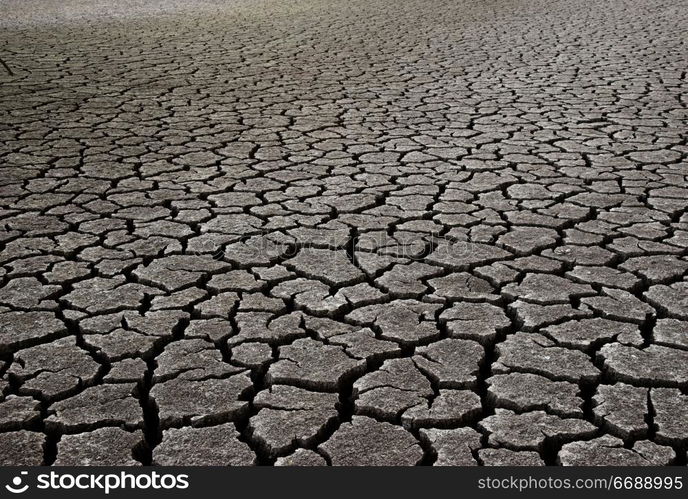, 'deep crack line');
0,57,13,76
